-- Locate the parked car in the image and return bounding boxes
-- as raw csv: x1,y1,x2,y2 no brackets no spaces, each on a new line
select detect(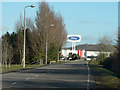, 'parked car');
69,57,72,60
85,56,97,60
61,57,65,60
